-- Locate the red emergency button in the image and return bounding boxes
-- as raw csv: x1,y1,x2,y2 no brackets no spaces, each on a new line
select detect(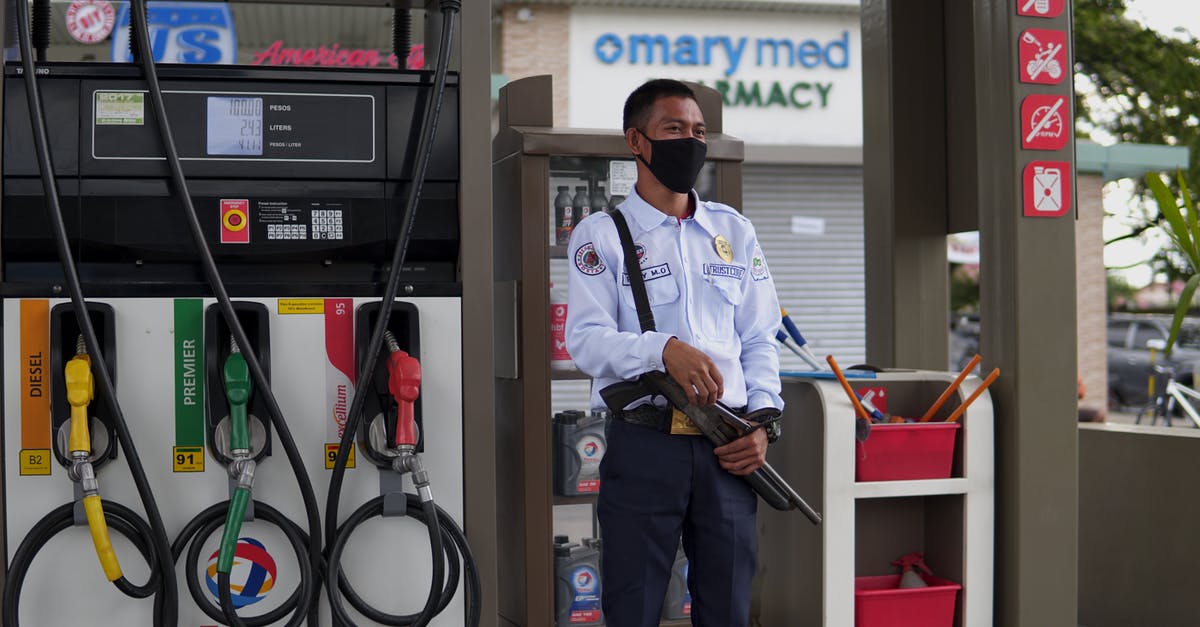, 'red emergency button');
220,199,250,244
